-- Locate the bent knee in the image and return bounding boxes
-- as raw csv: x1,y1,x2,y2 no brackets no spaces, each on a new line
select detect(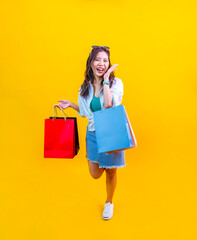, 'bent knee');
91,174,101,179
90,172,103,179
89,169,104,179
